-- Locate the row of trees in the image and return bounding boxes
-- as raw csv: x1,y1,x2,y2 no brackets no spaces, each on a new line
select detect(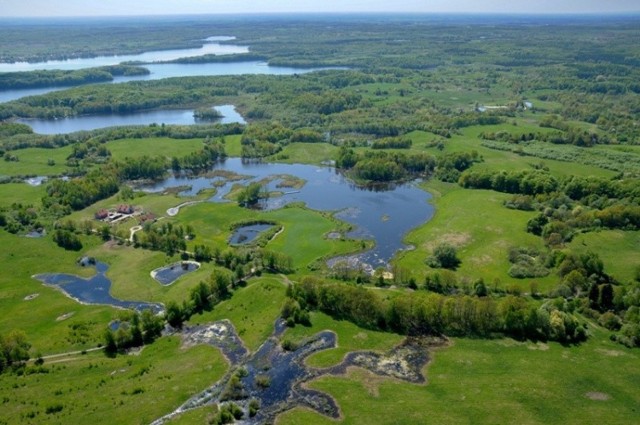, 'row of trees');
288,277,587,343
